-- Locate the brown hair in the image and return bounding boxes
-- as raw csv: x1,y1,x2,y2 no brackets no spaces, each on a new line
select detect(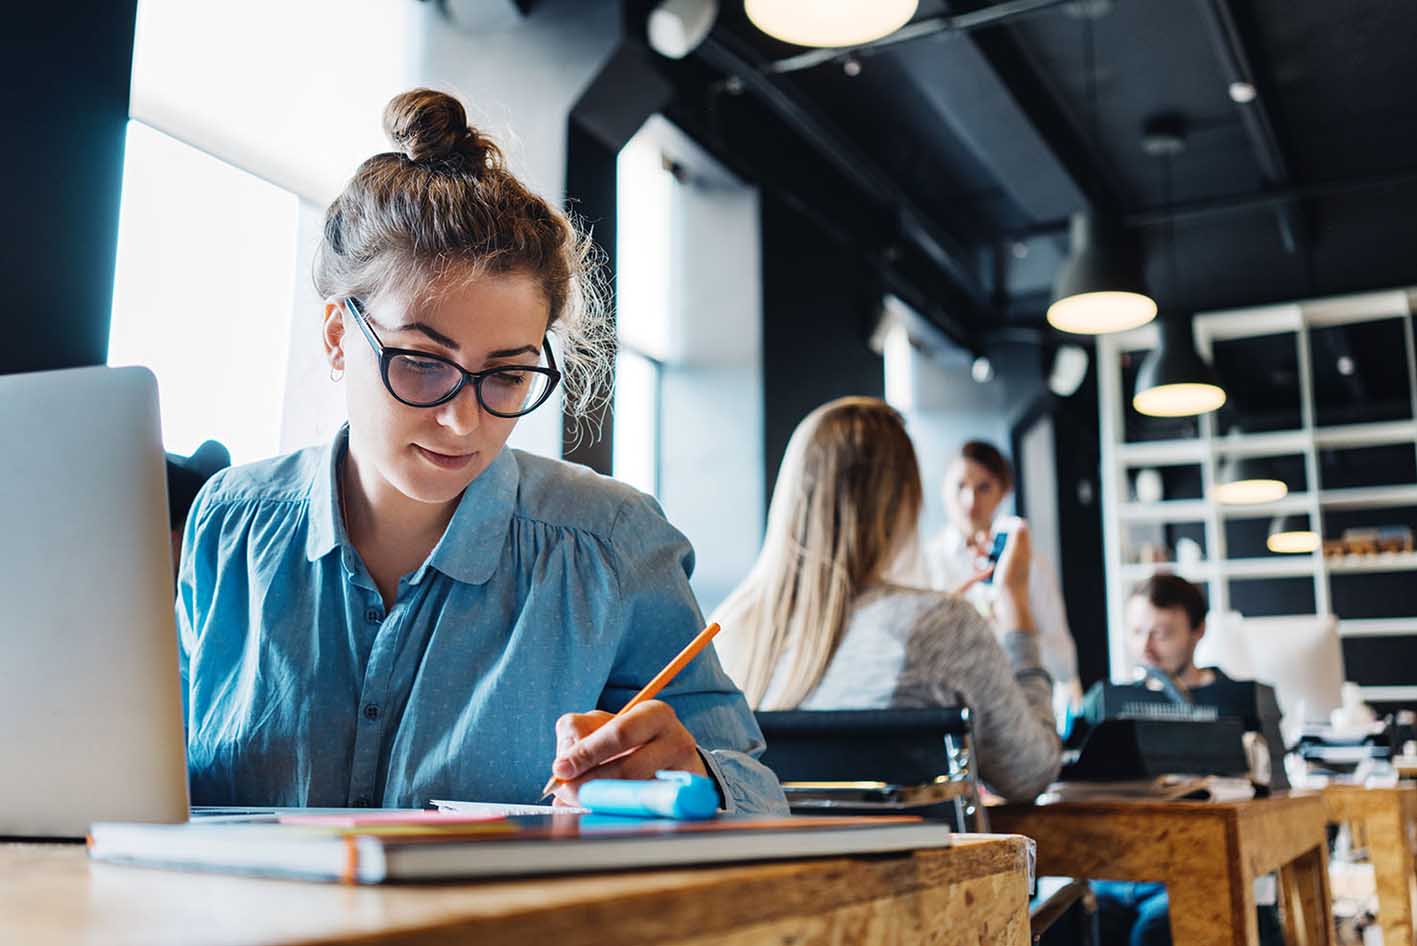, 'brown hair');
314,88,611,426
712,397,924,708
1131,574,1208,629
958,440,1014,491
